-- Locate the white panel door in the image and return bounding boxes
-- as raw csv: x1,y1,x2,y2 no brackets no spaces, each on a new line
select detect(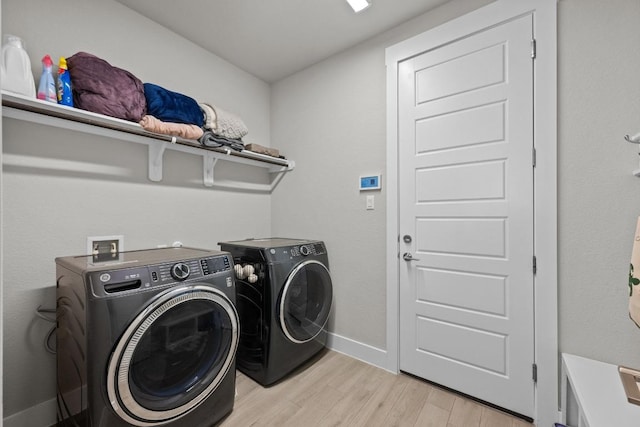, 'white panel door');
398,14,535,417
